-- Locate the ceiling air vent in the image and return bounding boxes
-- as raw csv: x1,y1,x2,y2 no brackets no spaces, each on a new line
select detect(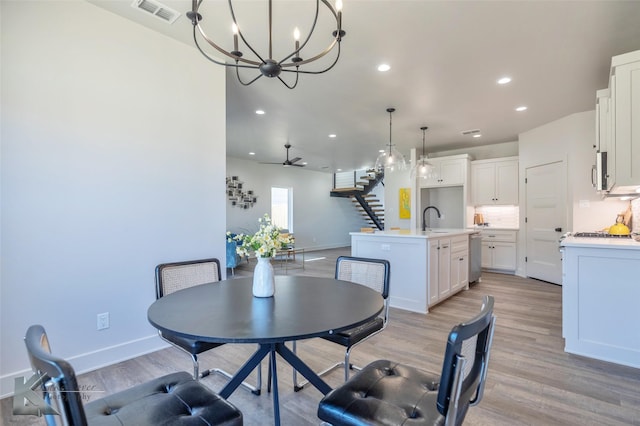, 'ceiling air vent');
461,129,481,136
131,0,180,24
